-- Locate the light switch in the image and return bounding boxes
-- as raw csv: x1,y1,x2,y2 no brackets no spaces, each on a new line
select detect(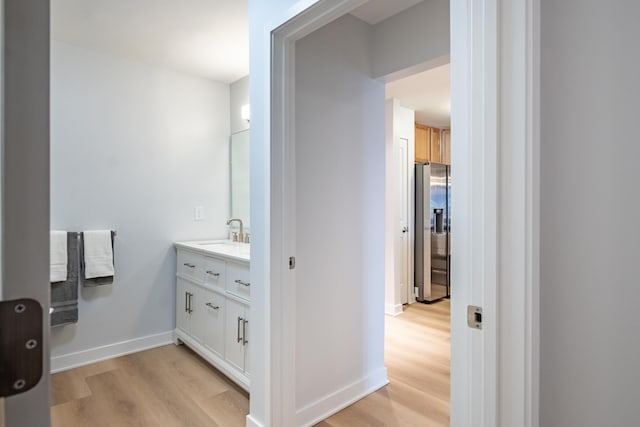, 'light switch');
194,206,205,221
